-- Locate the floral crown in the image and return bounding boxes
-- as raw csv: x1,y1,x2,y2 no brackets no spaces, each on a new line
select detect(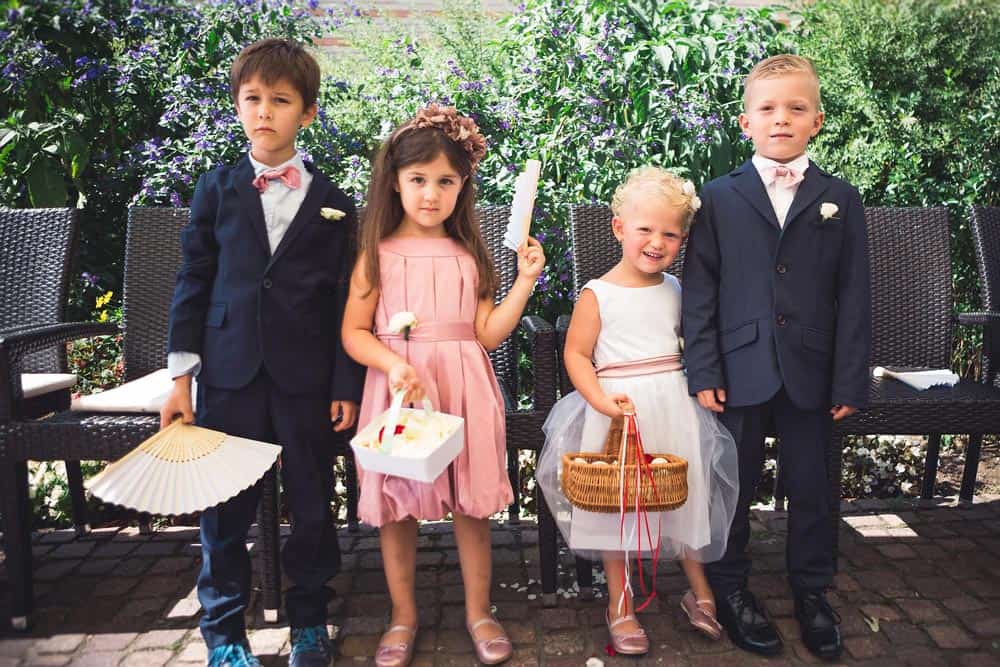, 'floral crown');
391,103,487,170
